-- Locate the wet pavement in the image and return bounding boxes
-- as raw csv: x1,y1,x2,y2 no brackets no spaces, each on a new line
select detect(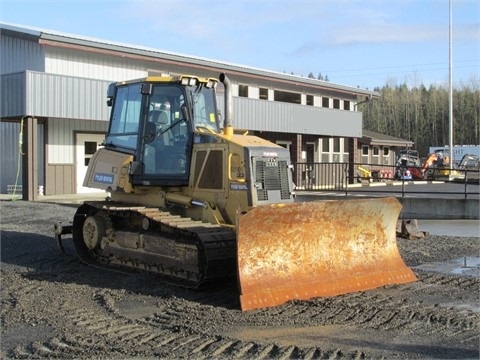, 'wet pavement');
412,256,480,279
415,219,479,279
